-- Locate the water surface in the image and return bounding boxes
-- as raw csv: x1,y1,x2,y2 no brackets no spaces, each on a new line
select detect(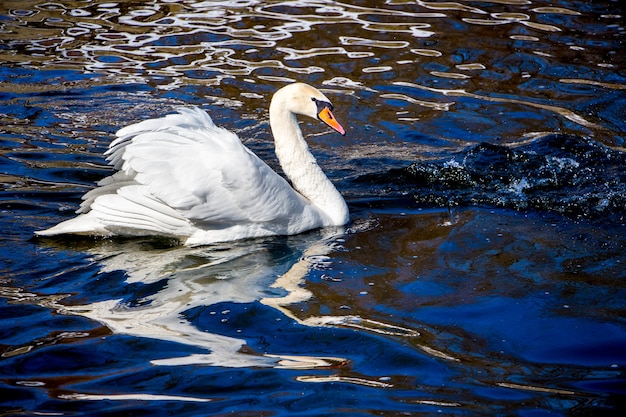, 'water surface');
1,0,625,415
